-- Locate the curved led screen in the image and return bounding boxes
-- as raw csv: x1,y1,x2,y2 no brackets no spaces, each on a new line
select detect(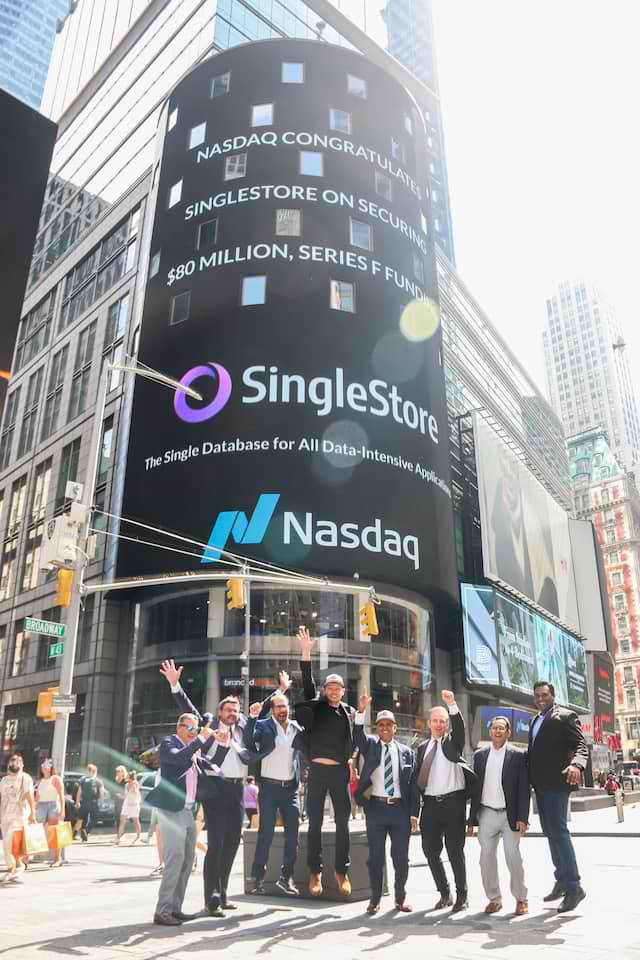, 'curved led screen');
117,39,457,601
